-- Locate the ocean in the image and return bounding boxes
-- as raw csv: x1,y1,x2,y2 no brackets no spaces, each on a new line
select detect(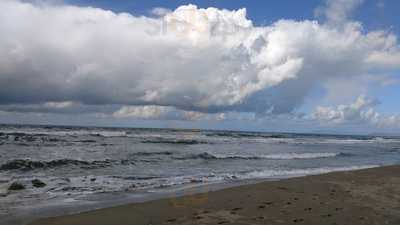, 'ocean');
1,124,400,223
